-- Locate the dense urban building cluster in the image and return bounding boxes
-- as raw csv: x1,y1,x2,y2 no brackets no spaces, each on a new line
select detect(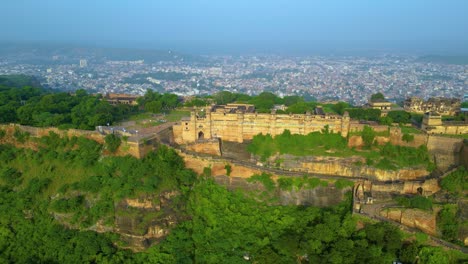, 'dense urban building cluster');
0,49,467,106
